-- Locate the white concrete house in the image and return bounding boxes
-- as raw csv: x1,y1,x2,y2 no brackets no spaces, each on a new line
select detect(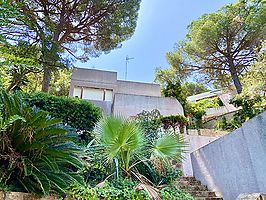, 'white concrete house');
69,68,184,117
187,90,238,119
